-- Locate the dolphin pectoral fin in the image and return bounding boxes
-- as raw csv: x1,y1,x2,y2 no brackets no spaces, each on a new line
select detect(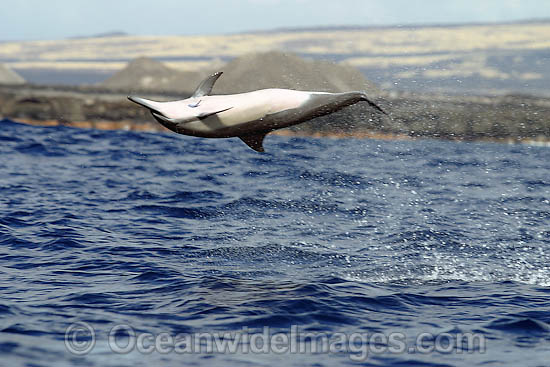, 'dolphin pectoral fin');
197,106,233,119
360,94,388,115
192,71,223,98
239,132,268,153
151,112,194,124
